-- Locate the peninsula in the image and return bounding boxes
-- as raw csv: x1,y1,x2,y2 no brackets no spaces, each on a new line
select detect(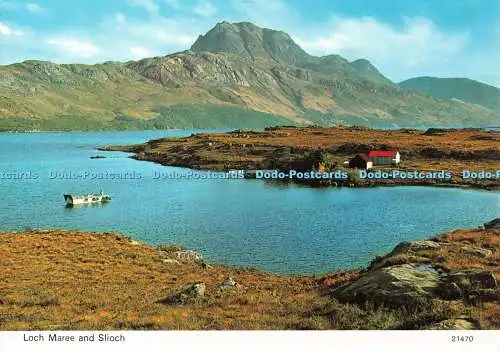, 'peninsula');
100,126,500,190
